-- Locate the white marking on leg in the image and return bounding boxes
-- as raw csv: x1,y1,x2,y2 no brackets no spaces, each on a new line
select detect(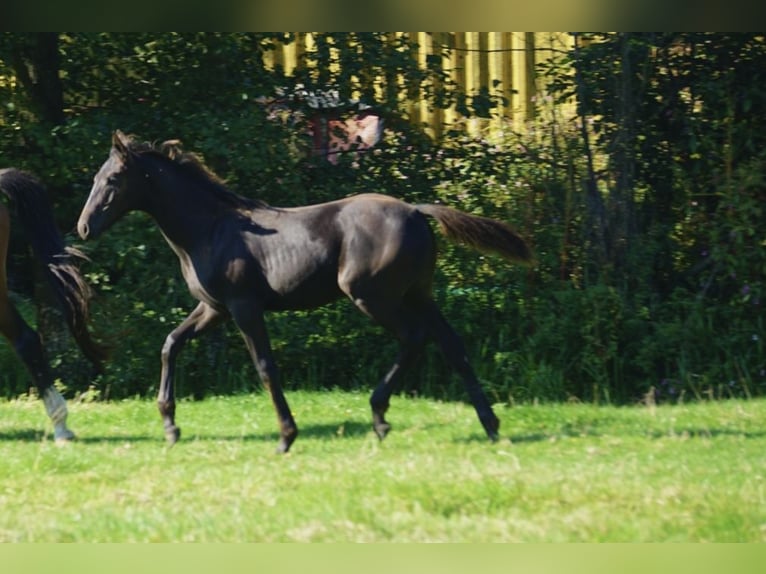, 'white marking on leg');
43,387,75,442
